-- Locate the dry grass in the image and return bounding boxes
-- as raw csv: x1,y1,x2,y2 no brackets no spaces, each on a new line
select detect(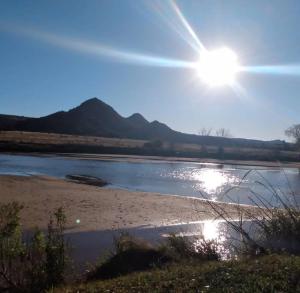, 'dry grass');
0,131,146,148
1,131,299,160
205,169,300,256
